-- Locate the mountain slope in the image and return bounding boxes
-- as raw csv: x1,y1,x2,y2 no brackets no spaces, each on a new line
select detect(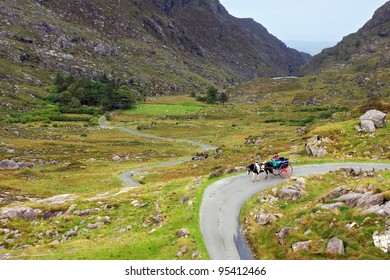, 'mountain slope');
301,1,390,74
0,0,308,99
